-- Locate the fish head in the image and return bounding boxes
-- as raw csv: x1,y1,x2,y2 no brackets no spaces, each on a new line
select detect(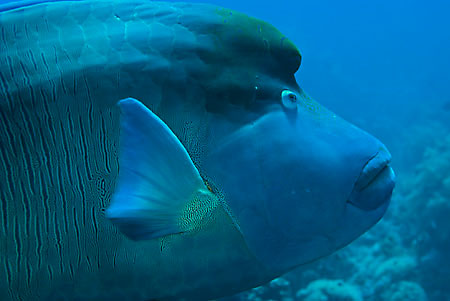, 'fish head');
201,10,396,272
